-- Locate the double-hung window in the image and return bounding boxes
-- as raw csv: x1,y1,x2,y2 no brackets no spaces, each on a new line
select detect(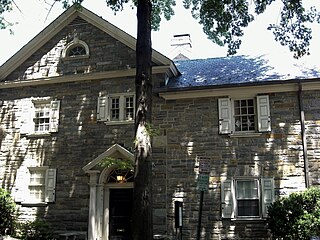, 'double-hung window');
34,103,51,133
218,95,271,134
97,93,135,123
221,178,274,219
20,98,60,135
14,167,56,204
